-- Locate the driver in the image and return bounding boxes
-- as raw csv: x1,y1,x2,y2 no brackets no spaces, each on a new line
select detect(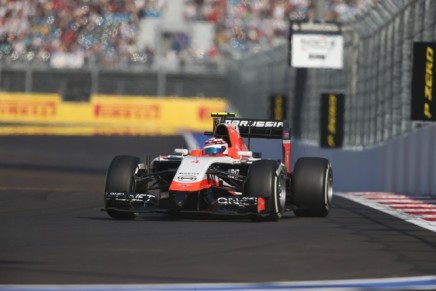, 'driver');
203,137,228,156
